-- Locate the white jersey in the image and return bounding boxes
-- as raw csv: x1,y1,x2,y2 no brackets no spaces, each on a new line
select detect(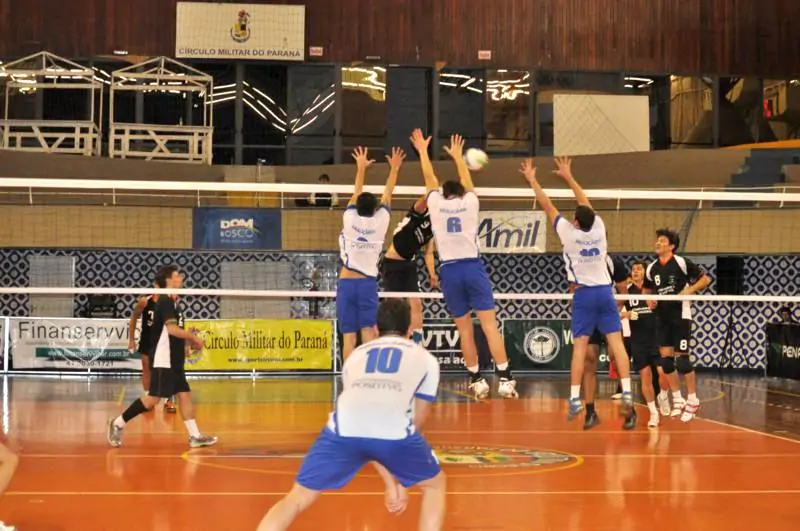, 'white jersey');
338,206,391,278
554,214,612,286
427,190,480,262
327,336,440,440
